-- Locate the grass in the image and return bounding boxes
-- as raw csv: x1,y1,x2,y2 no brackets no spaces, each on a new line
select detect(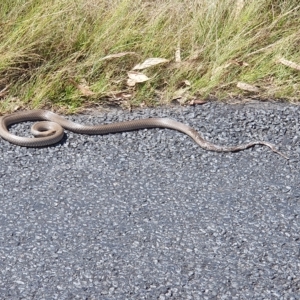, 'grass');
0,0,299,113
